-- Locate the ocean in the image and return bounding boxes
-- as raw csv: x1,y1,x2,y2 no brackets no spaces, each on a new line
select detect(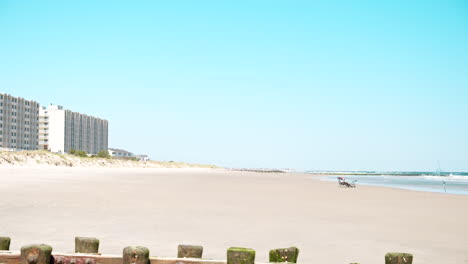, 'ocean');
314,171,468,195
